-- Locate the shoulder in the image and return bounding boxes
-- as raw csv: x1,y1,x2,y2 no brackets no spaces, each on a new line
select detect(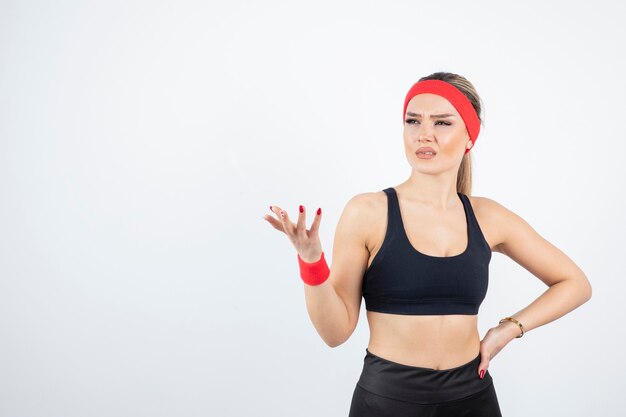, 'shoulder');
467,194,590,290
341,190,386,220
466,194,509,218
466,194,525,253
337,190,386,239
